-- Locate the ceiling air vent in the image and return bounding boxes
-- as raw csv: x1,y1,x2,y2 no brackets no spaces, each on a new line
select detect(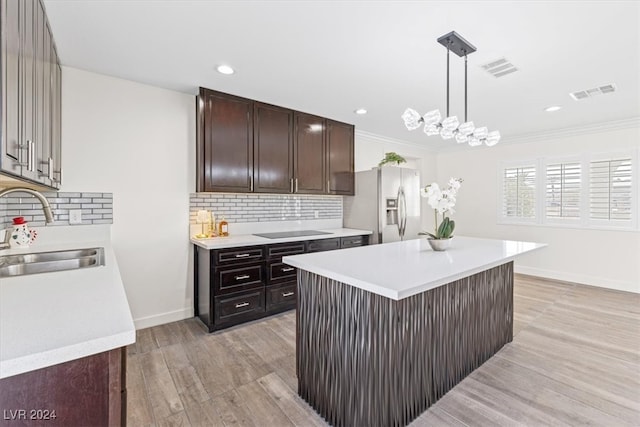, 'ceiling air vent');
481,57,518,78
570,84,616,101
